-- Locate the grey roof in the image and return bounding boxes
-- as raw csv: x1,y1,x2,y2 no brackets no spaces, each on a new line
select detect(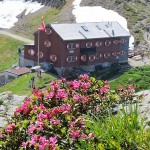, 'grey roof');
50,22,130,41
